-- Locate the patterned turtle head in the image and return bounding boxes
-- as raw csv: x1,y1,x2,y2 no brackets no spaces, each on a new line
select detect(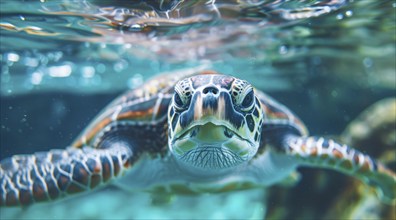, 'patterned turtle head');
168,74,264,174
